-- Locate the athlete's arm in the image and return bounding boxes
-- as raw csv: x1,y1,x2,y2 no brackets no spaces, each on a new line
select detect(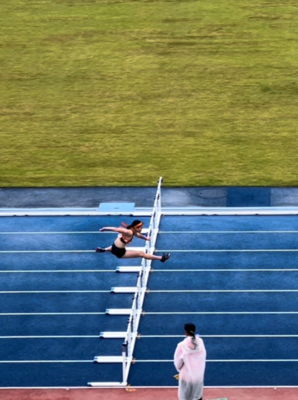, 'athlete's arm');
100,227,132,235
135,232,150,241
